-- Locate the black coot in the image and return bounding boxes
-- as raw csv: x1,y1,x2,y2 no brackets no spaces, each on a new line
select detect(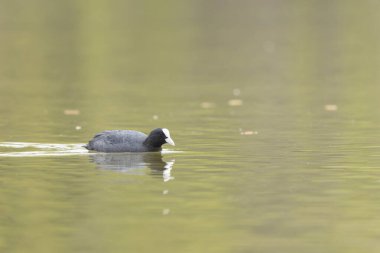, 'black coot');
85,128,175,152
